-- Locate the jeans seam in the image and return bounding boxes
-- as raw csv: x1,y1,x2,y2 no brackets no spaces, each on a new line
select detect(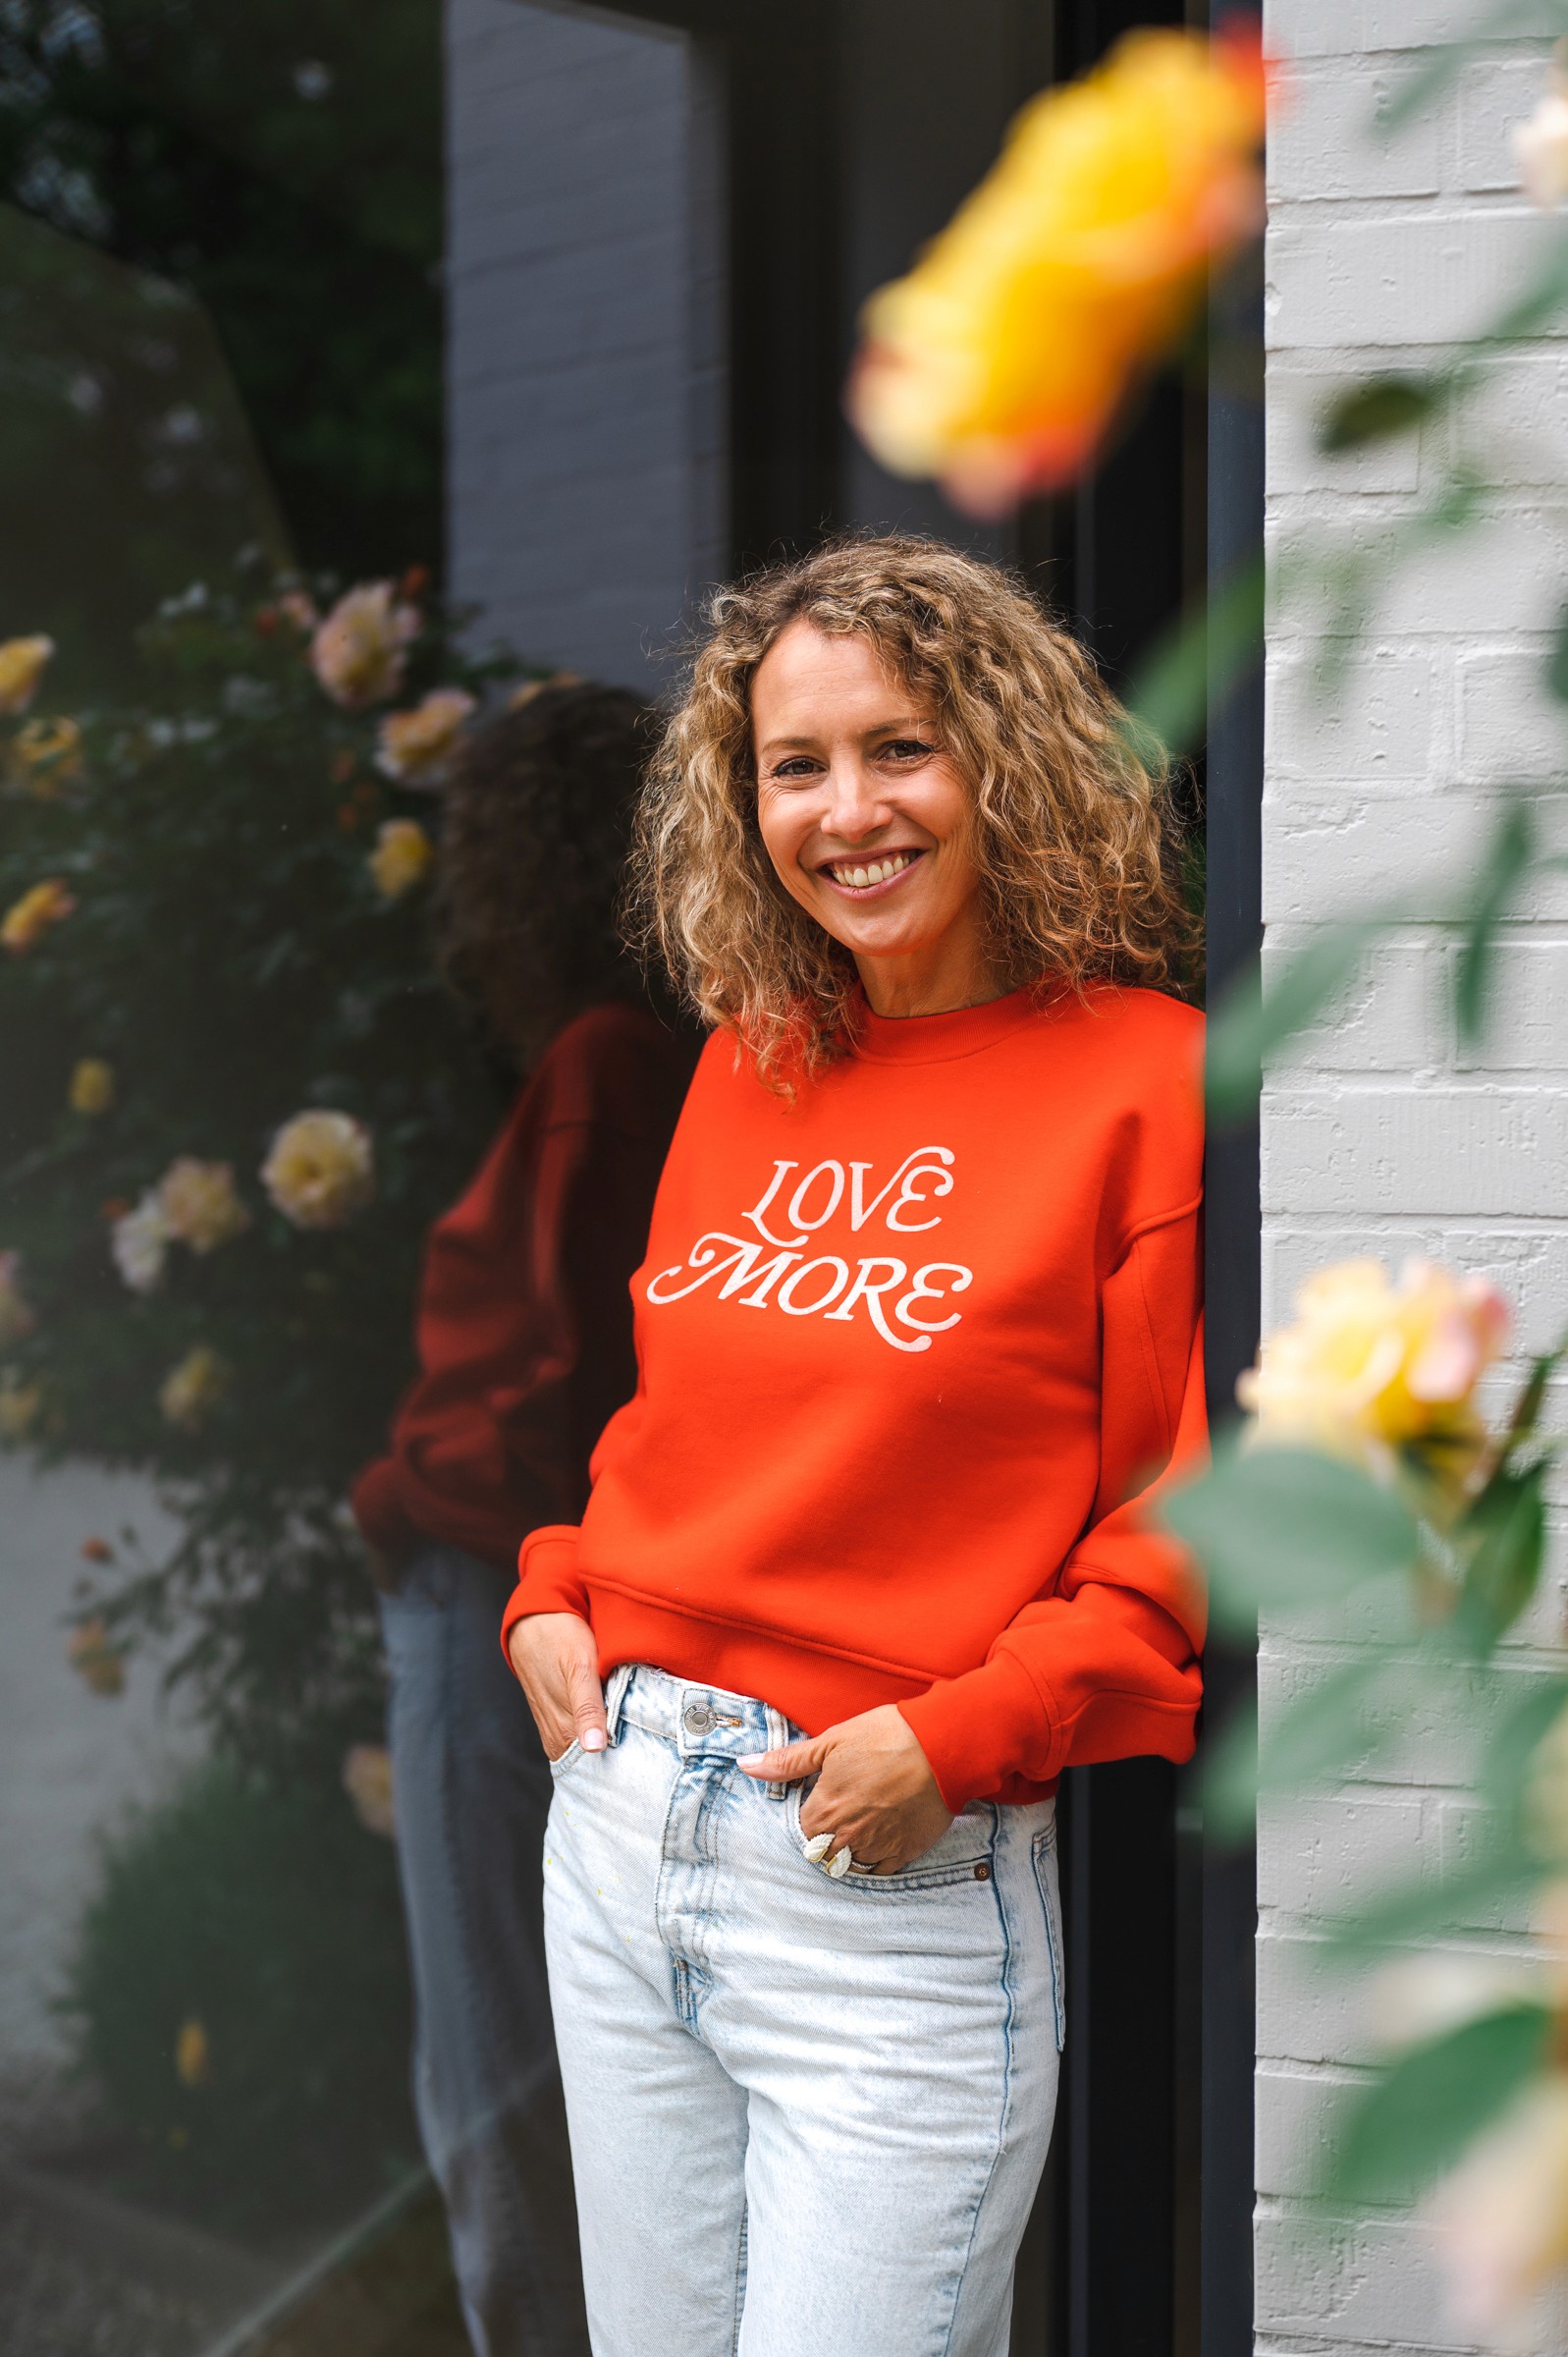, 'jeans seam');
730,2200,748,2354
937,1805,1013,2357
